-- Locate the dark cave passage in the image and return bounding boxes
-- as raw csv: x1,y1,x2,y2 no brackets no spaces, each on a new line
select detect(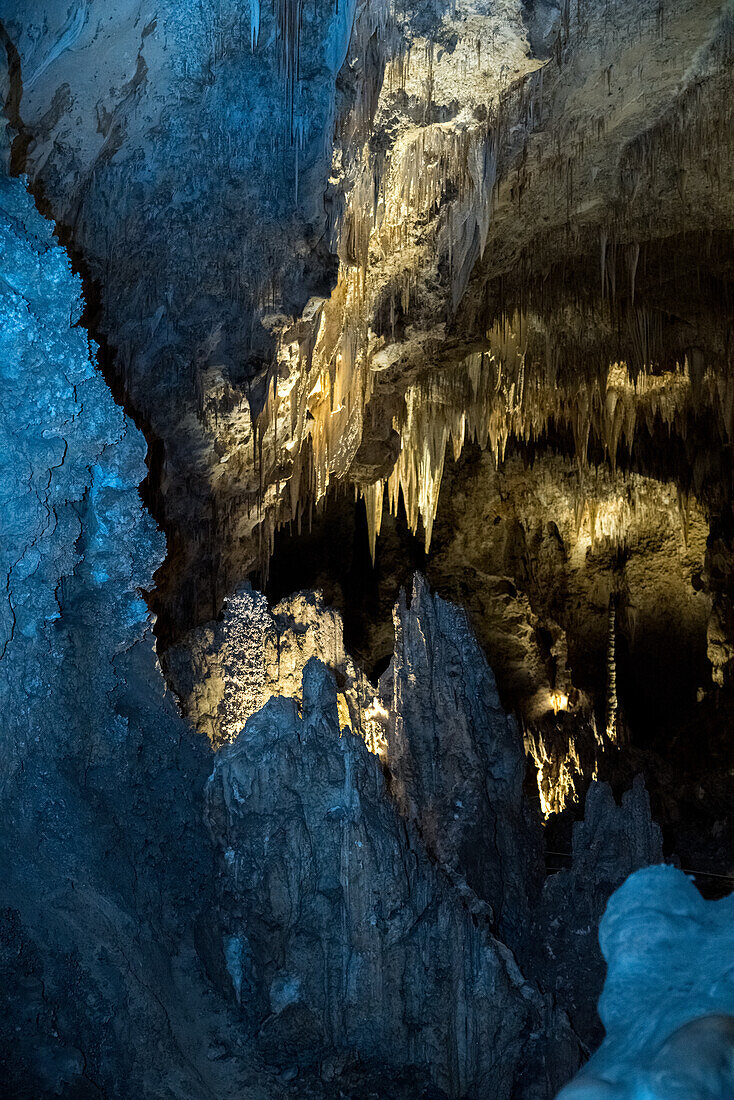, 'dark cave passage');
262,488,426,681
262,439,711,742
